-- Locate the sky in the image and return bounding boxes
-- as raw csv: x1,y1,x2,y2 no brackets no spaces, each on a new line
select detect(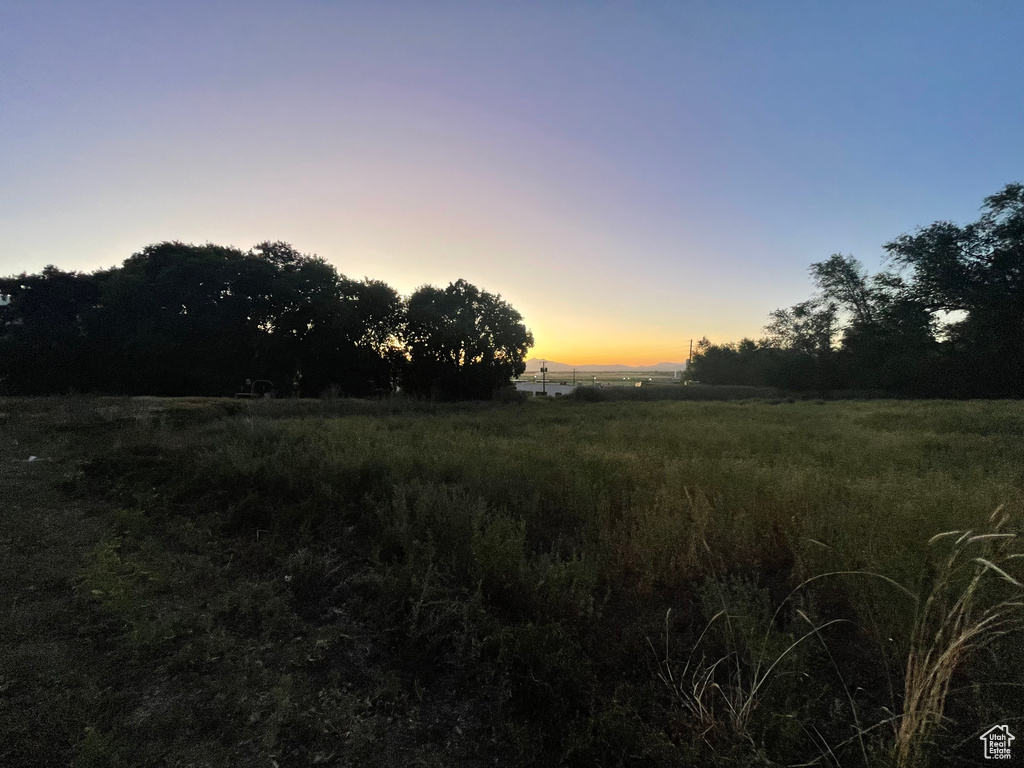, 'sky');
2,1,1022,365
